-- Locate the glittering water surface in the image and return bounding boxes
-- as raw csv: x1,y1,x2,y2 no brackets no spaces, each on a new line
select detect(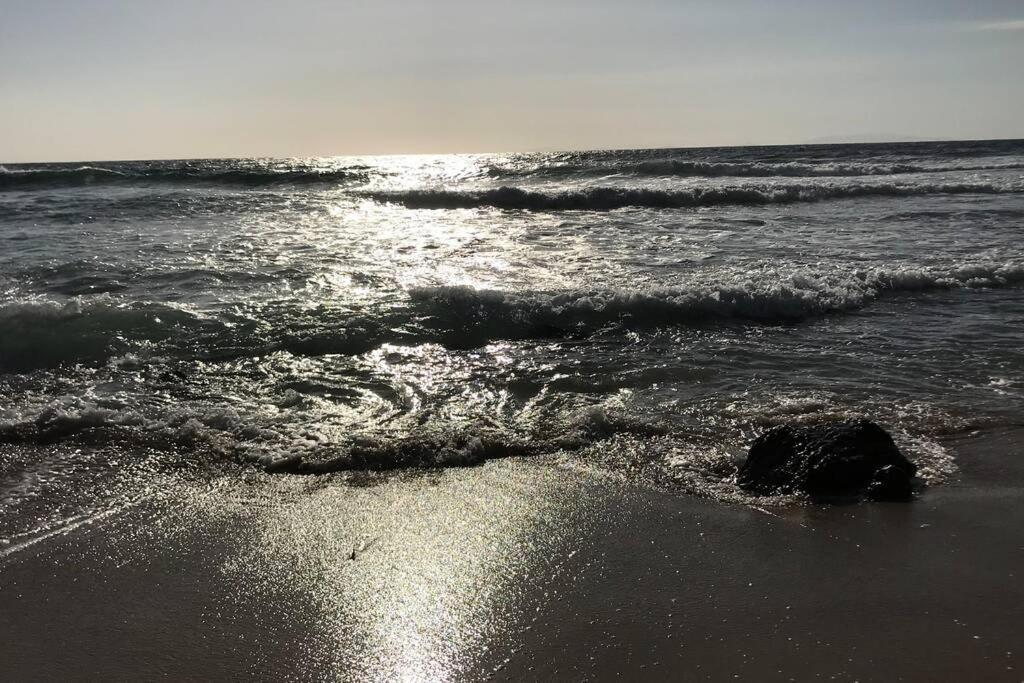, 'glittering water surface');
2,140,1024,541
